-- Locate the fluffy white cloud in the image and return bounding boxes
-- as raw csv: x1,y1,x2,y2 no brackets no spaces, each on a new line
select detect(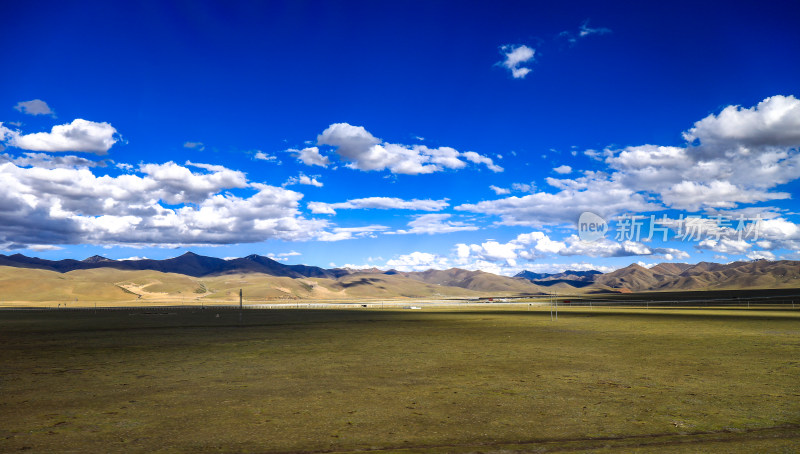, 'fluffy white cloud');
452,234,622,276
553,165,572,174
135,161,249,204
759,217,800,244
316,123,500,174
514,231,567,254
318,123,414,172
386,251,450,272
660,181,789,211
597,96,800,211
684,95,800,150
14,99,55,116
499,44,535,79
0,159,358,248
696,237,752,255
1,119,118,154
308,197,449,215
289,146,330,167
395,213,478,235
254,151,277,161
462,151,503,172
268,251,302,261
285,174,323,187
746,250,776,261
463,241,520,265
489,182,534,195
489,185,510,195
607,145,687,171
454,231,567,269
424,146,467,169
